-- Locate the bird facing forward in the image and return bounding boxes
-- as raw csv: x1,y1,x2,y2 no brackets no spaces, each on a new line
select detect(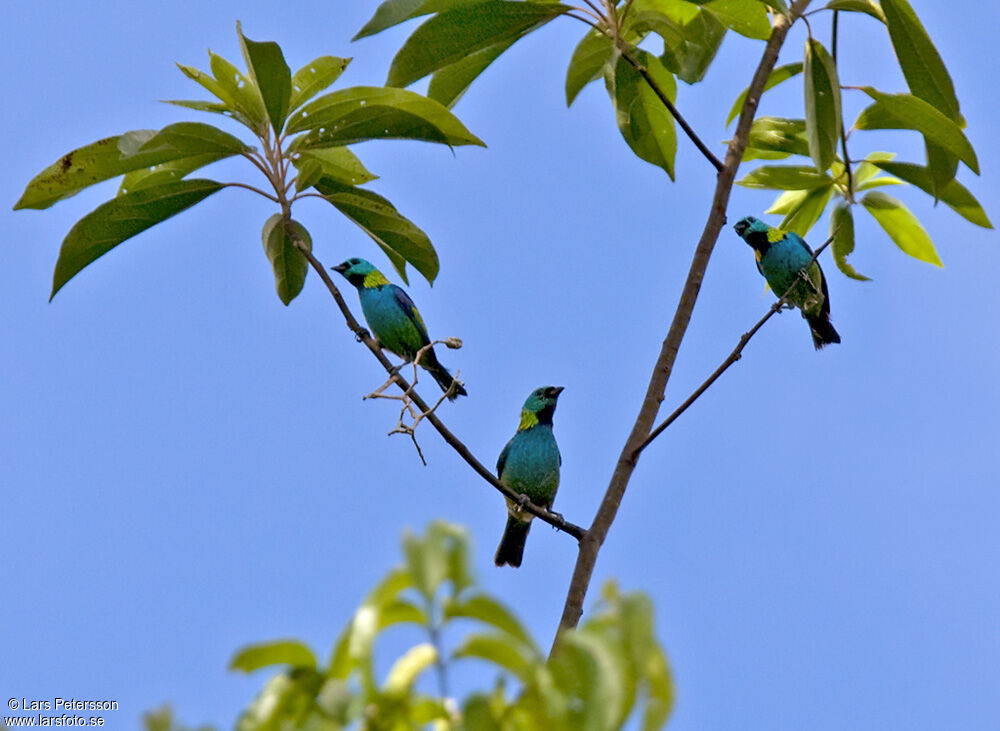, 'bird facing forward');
494,386,564,568
733,216,841,349
333,257,467,399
